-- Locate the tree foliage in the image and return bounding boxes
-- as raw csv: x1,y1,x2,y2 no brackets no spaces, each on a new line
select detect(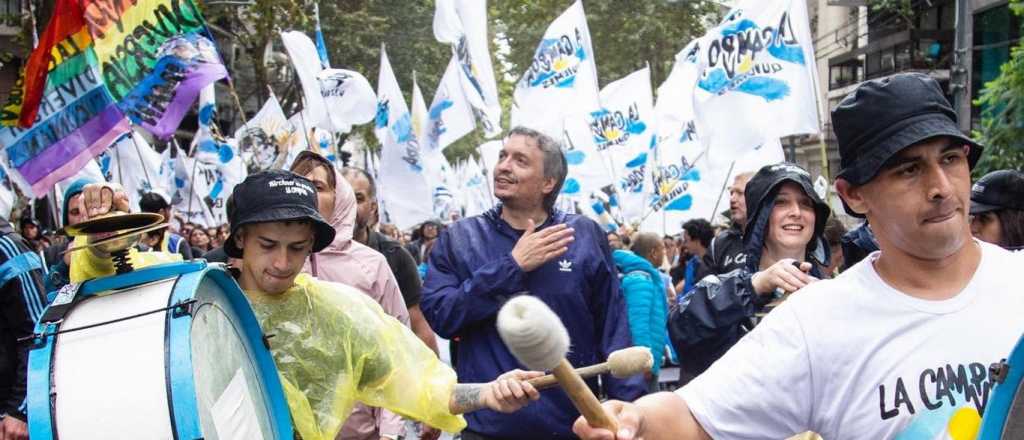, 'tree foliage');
195,0,721,163
972,0,1024,175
